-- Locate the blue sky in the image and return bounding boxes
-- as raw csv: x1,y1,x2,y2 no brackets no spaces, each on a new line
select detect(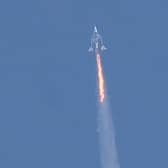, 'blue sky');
0,0,168,167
